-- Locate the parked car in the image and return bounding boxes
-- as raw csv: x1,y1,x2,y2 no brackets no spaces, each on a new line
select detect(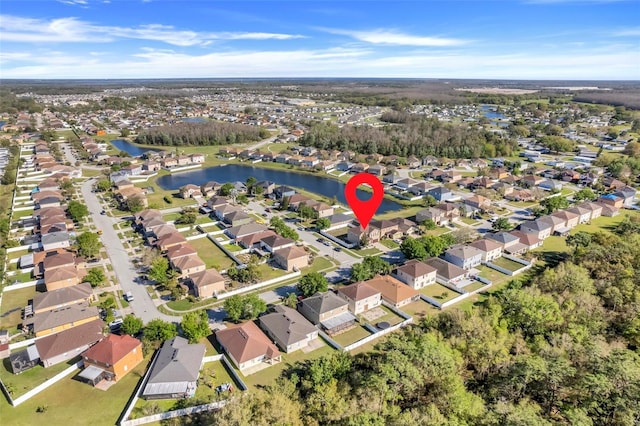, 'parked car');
125,291,134,302
109,318,123,329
